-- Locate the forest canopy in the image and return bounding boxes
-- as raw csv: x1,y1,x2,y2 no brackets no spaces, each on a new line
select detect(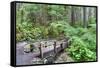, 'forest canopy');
16,3,97,62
